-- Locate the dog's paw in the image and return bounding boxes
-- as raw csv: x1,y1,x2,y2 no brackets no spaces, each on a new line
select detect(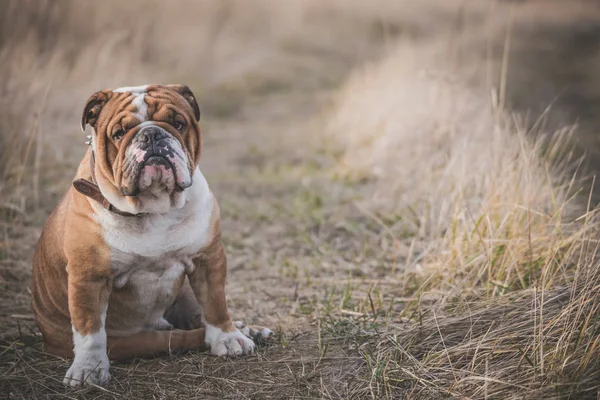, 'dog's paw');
234,321,274,342
63,355,110,387
205,323,255,357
